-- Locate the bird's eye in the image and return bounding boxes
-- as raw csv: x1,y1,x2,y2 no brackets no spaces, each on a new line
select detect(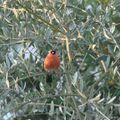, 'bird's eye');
51,50,56,55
